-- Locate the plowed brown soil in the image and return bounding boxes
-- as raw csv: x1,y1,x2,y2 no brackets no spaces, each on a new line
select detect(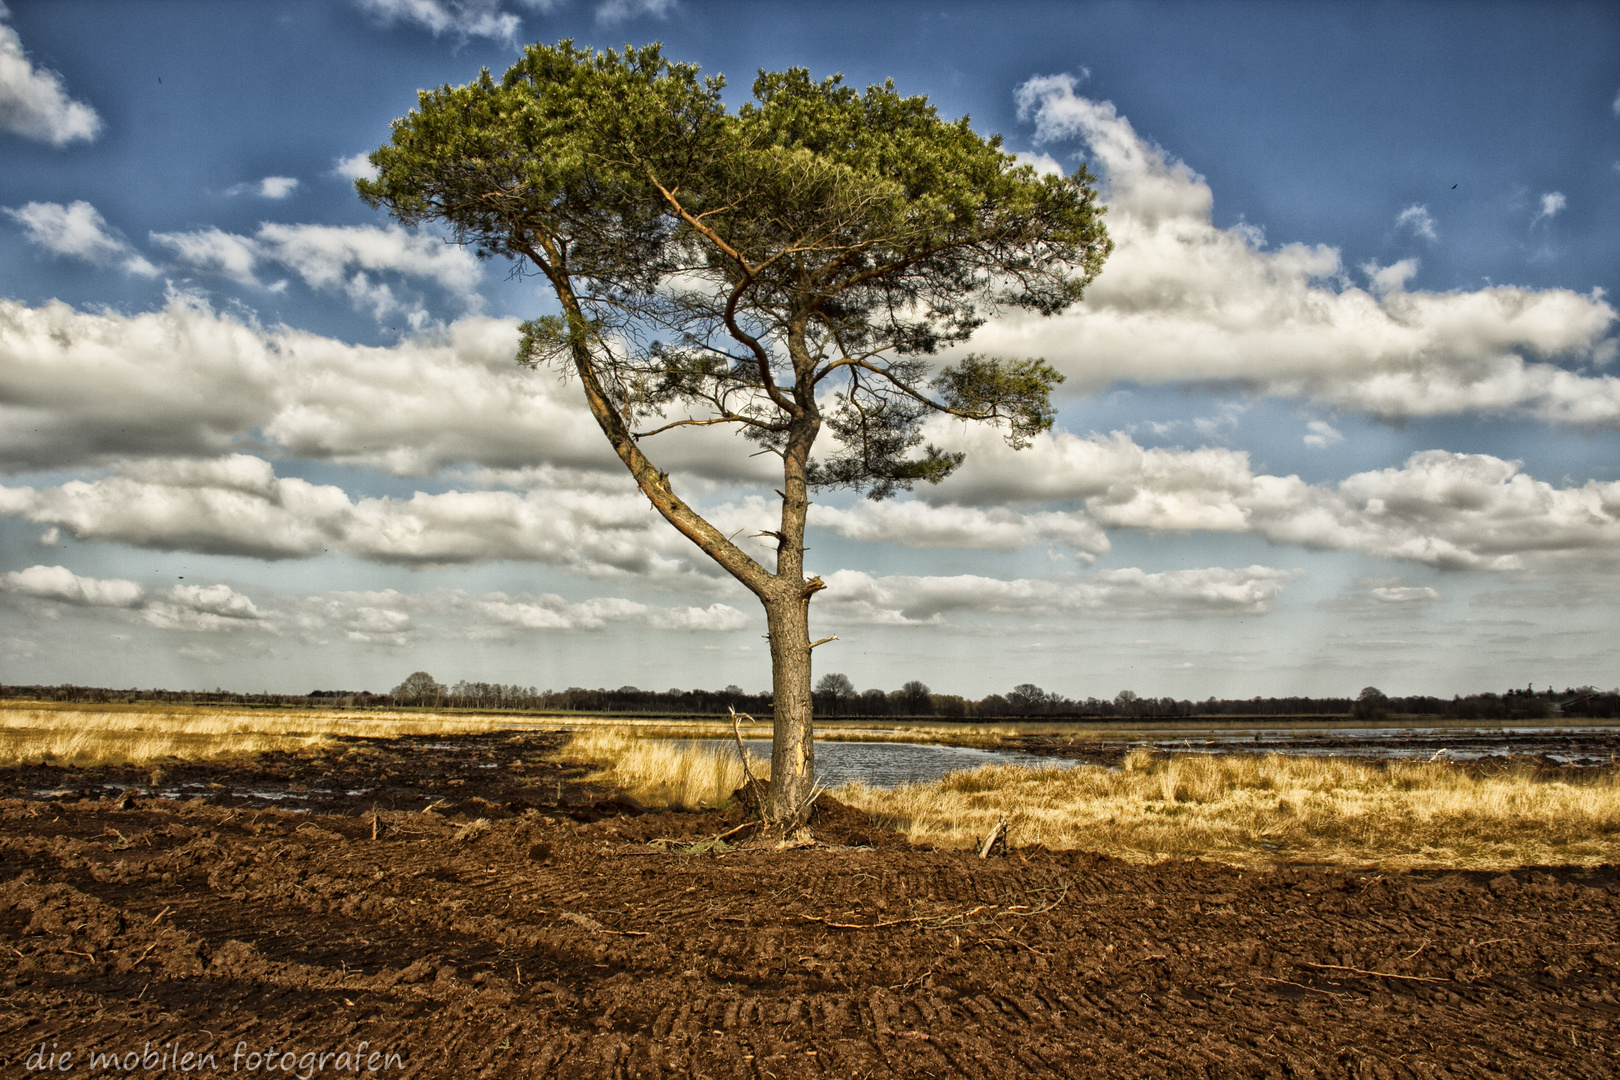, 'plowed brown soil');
2,731,1618,1078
